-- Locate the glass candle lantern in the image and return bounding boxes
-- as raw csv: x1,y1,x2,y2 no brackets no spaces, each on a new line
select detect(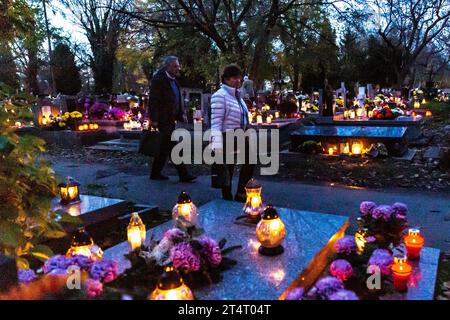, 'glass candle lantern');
256,115,263,124
66,227,103,261
328,148,334,156
349,110,356,119
127,213,146,251
275,111,280,119
243,178,263,223
149,266,194,300
391,256,412,292
351,141,363,156
356,108,363,118
266,117,272,124
355,227,368,253
172,192,198,229
58,177,81,205
248,112,253,123
414,101,420,109
343,110,349,119
404,228,424,260
256,205,286,256
425,111,432,117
